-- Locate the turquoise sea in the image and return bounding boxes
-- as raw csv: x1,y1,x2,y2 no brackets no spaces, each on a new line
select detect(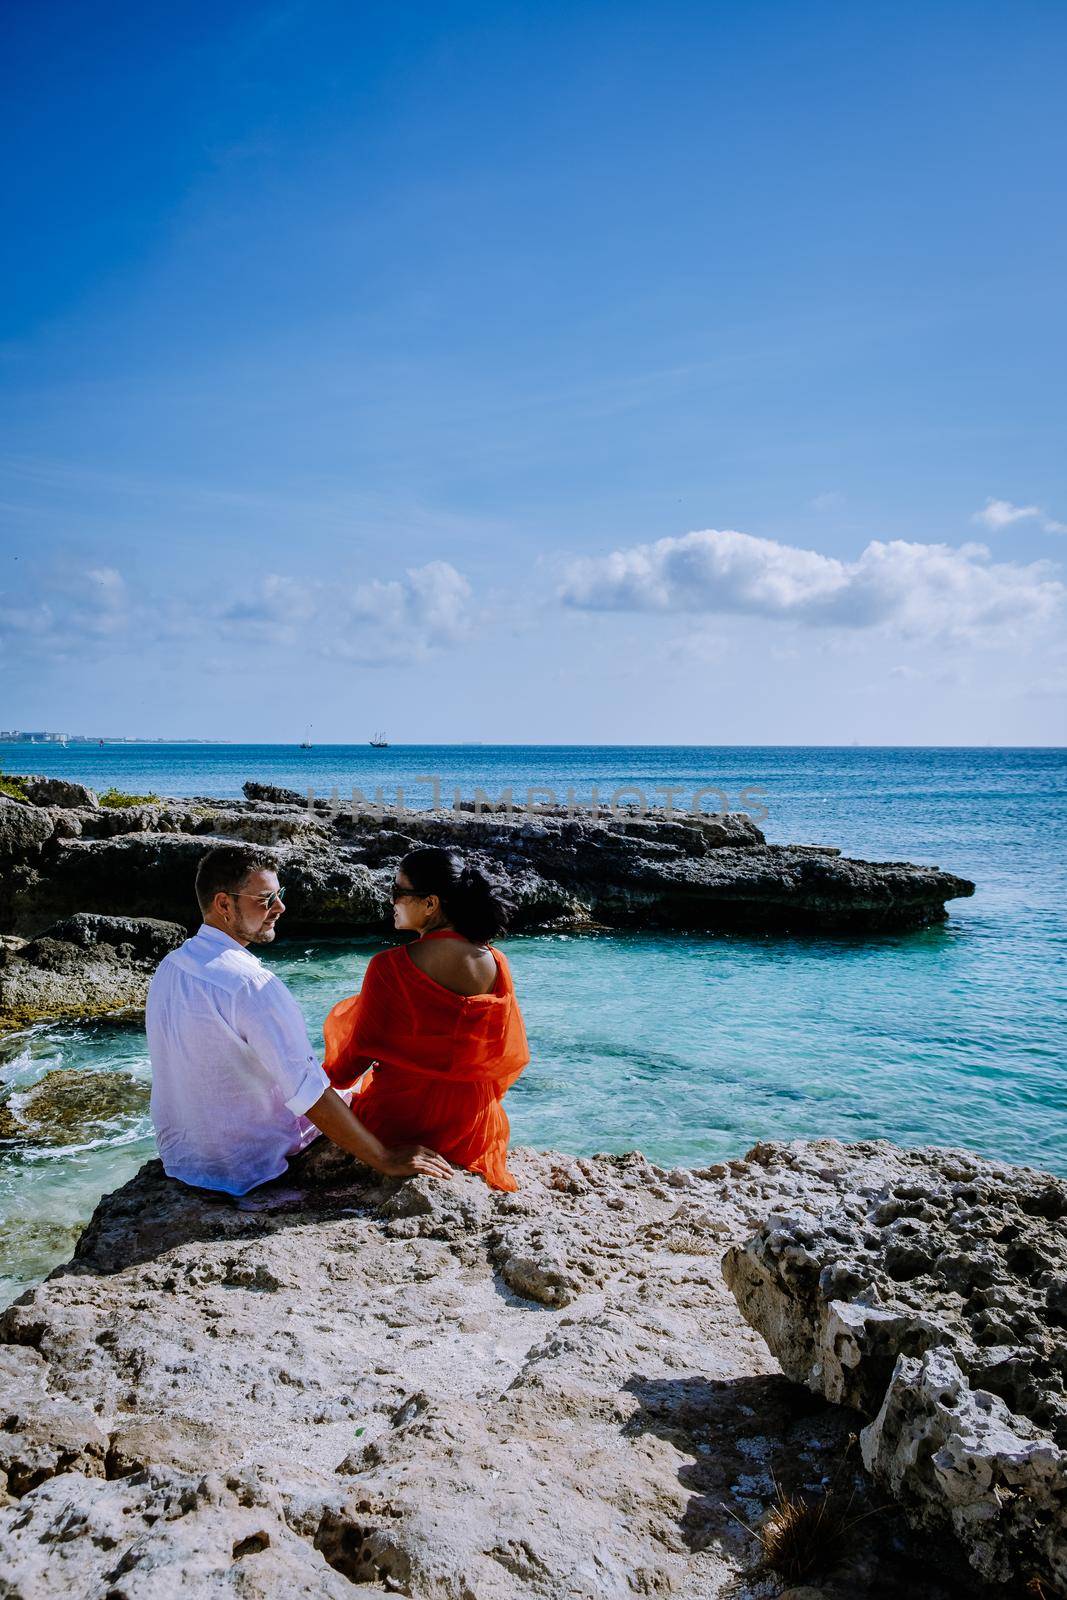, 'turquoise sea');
1,743,1064,1308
